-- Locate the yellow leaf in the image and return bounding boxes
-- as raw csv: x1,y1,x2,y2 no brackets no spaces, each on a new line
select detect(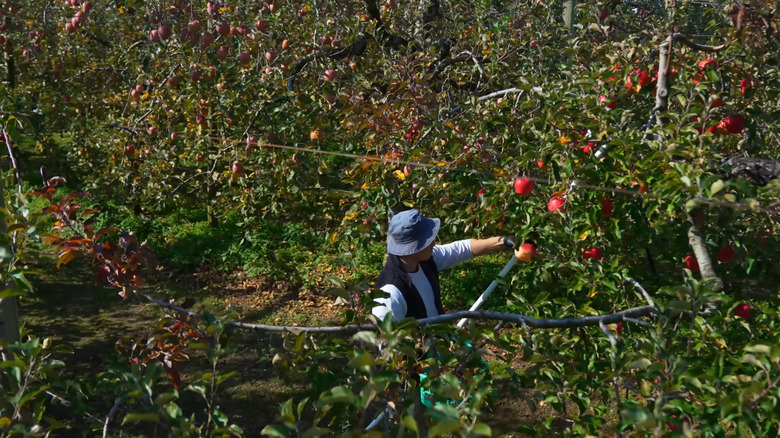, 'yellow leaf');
392,169,406,180
436,161,448,166
588,290,597,298
361,182,369,190
579,231,590,240
558,135,571,144
344,211,360,220
331,231,340,244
